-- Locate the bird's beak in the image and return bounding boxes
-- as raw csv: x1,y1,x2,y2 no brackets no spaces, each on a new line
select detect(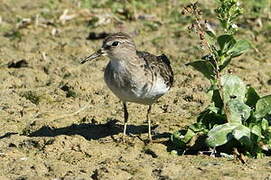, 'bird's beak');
80,48,105,64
